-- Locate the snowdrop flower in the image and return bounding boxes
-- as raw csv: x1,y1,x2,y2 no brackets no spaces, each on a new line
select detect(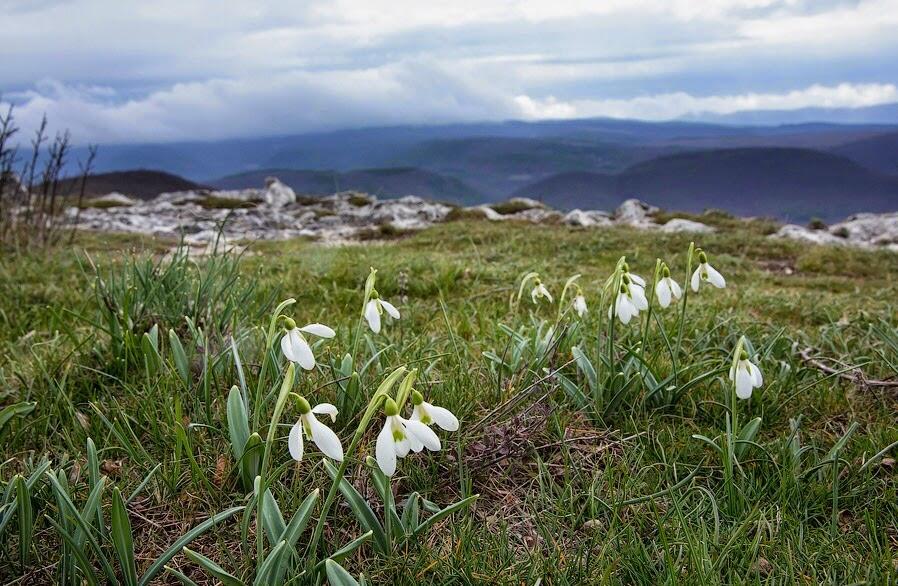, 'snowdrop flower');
410,390,459,432
572,292,588,318
288,396,344,462
624,274,649,311
280,318,336,370
608,284,639,325
621,263,646,288
655,264,682,309
729,350,763,400
691,249,726,292
376,398,440,476
530,278,553,304
365,292,400,334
